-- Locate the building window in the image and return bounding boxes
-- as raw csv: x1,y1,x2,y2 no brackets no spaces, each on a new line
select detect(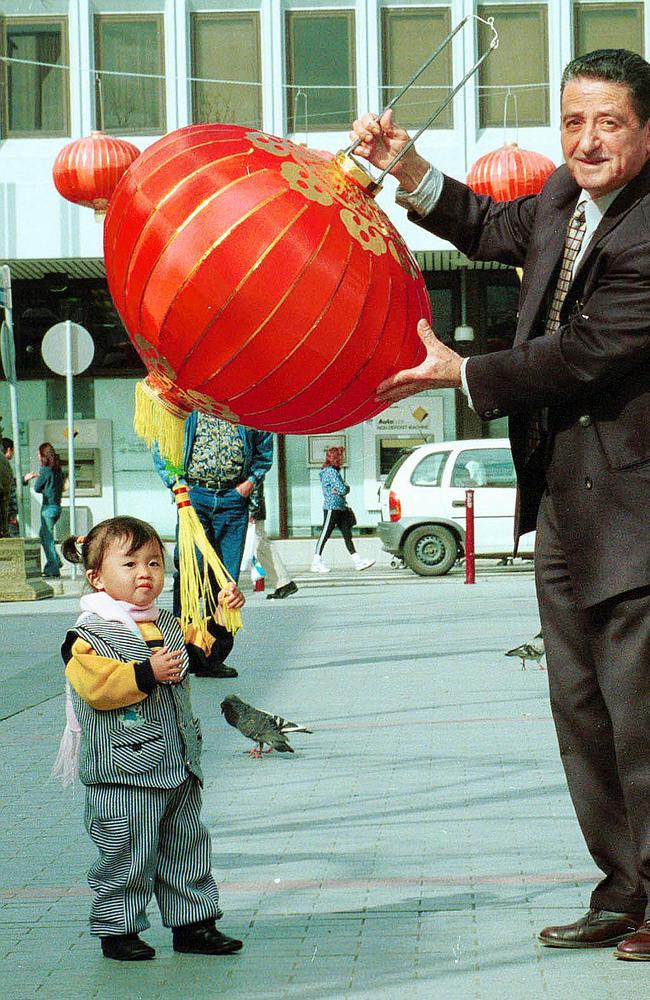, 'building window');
14,277,144,379
381,7,453,129
95,15,165,134
1,18,69,136
285,11,356,132
574,3,644,56
191,12,262,128
477,4,549,127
